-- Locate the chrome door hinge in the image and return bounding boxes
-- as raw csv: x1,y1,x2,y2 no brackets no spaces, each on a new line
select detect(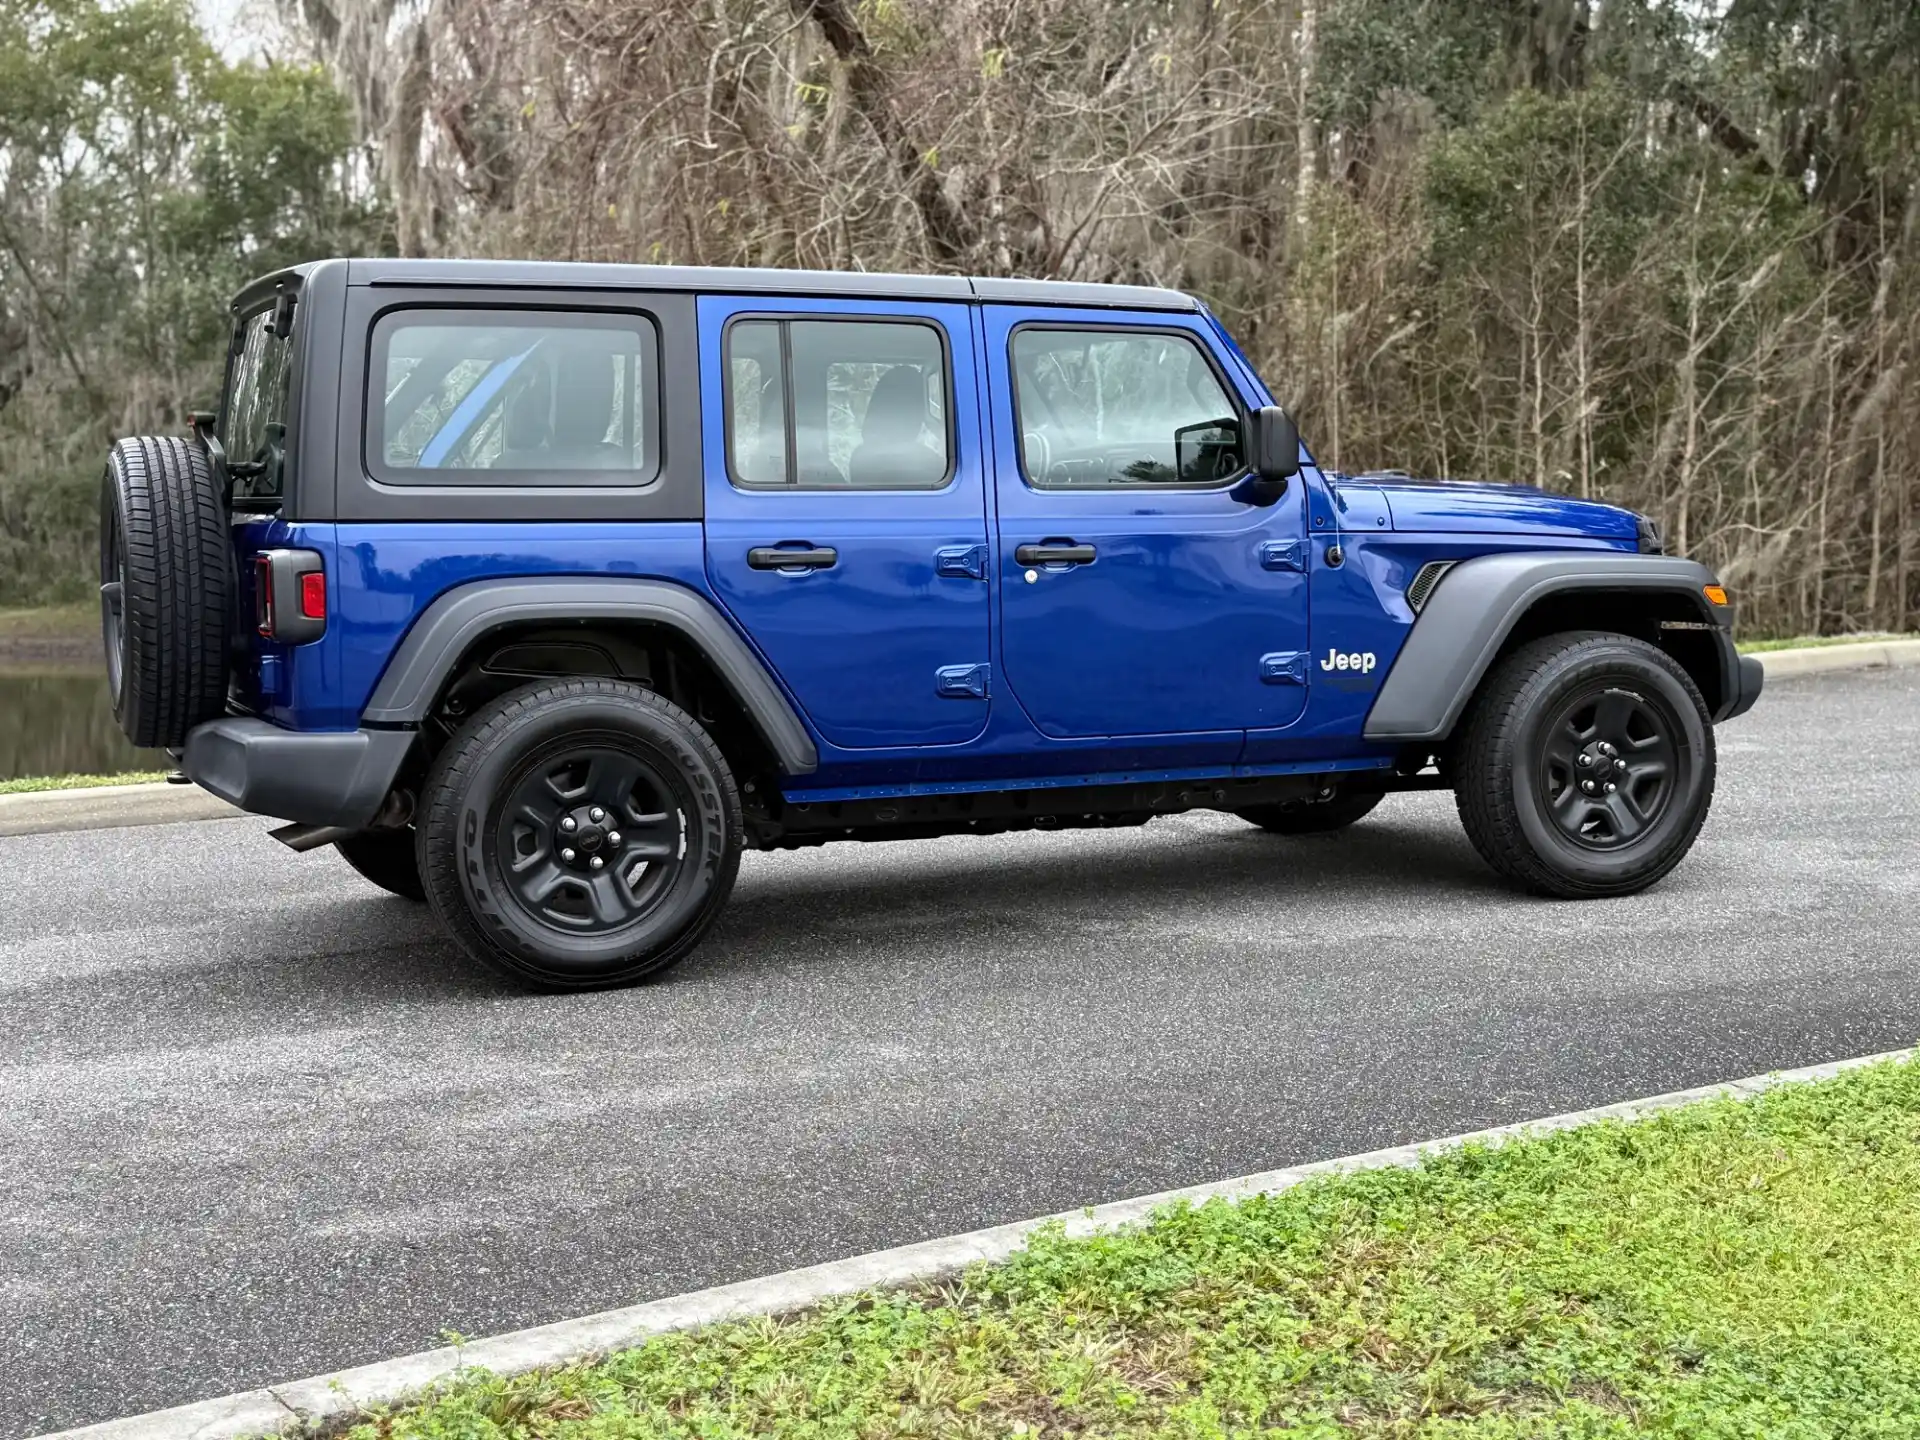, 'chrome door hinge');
935,662,991,699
